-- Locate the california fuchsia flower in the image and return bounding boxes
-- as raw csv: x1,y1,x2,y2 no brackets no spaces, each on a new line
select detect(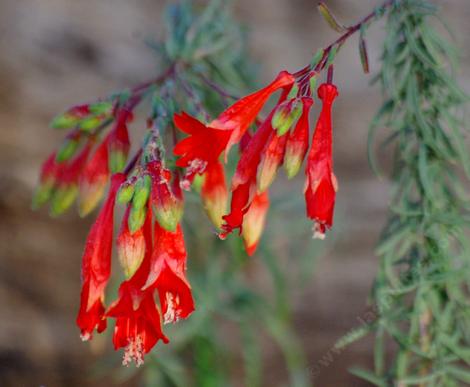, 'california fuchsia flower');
305,83,339,239
109,109,132,173
144,222,195,324
284,97,313,178
77,173,125,341
201,161,228,229
78,136,110,216
173,71,295,182
107,213,169,366
242,191,269,256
